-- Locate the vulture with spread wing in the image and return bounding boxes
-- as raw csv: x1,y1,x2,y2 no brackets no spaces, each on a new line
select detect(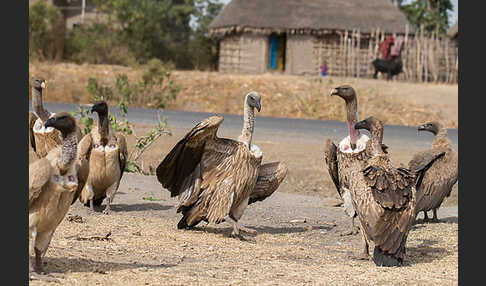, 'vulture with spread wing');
324,85,388,236
350,117,444,266
156,91,287,239
409,122,458,222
